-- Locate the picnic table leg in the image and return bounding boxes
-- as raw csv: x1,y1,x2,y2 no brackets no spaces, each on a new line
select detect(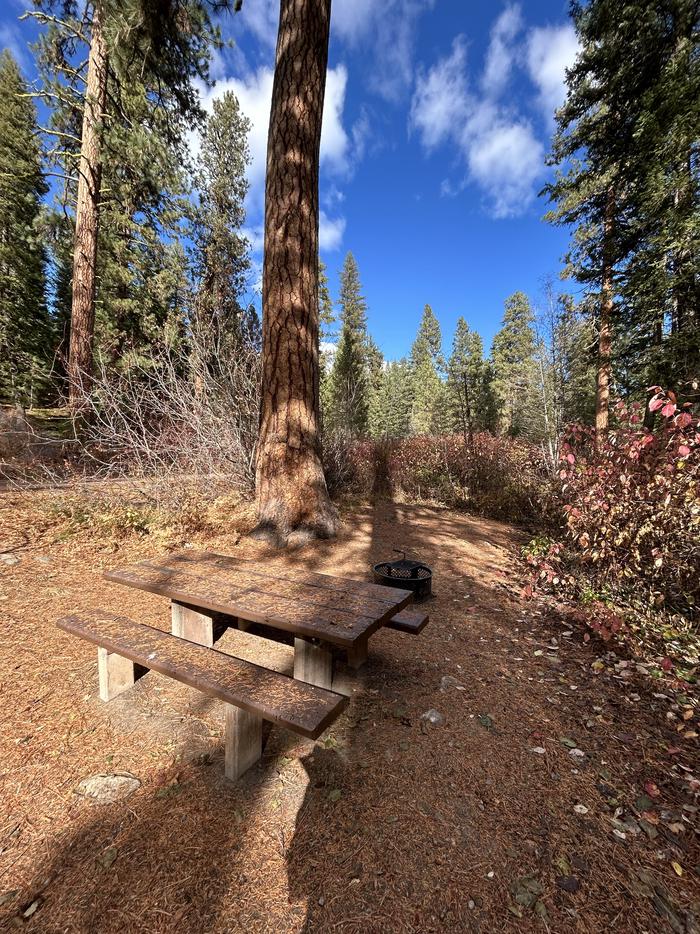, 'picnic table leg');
171,600,215,647
97,647,145,701
224,705,263,780
347,635,368,670
294,637,333,690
